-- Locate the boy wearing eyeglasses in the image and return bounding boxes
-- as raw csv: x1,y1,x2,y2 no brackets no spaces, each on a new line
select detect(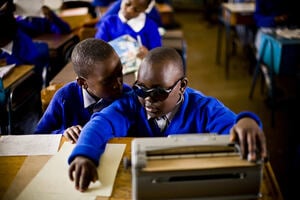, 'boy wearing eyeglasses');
34,38,131,142
68,46,268,192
